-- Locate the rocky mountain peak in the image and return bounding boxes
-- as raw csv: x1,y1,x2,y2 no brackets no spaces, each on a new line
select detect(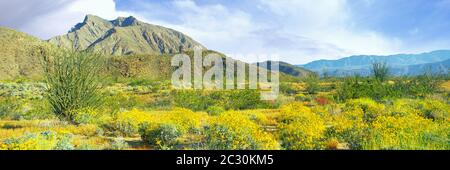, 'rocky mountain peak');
112,16,141,27
49,14,204,55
